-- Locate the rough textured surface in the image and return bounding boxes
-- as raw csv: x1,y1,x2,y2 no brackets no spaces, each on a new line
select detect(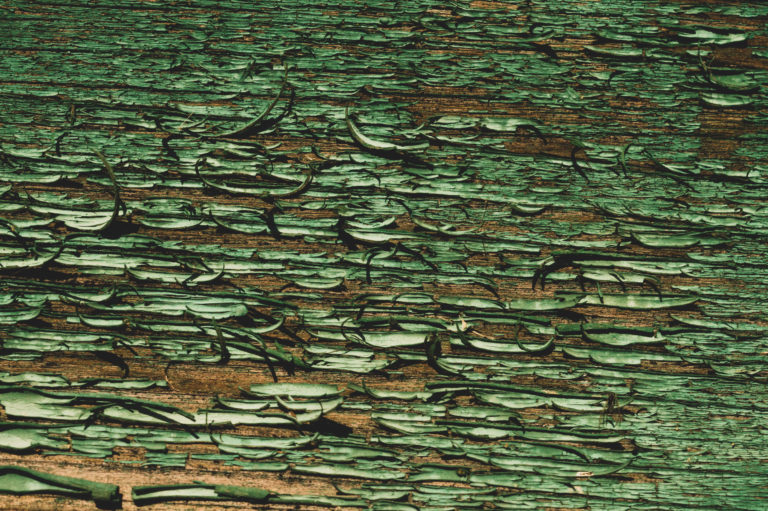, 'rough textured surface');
1,0,768,509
